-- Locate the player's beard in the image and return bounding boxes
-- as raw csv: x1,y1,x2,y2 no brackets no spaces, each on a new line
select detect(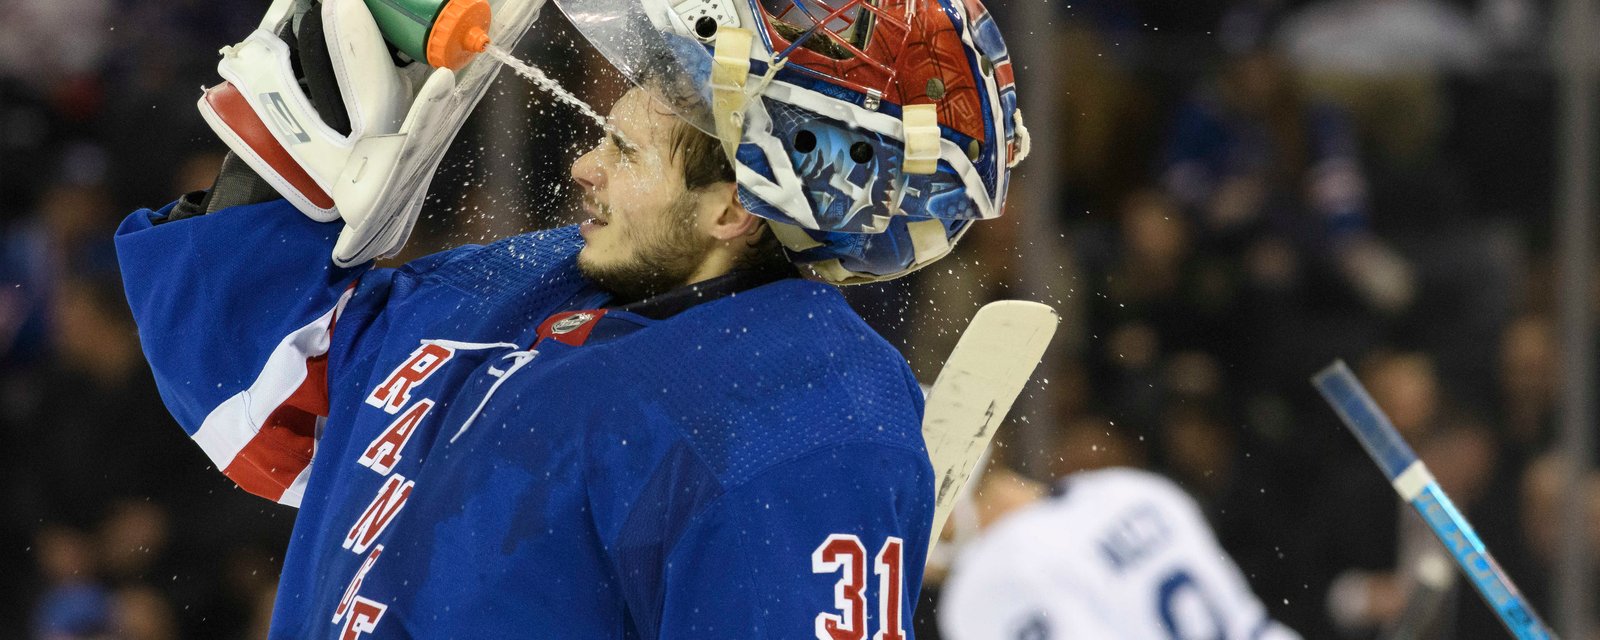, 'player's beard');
578,189,714,304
